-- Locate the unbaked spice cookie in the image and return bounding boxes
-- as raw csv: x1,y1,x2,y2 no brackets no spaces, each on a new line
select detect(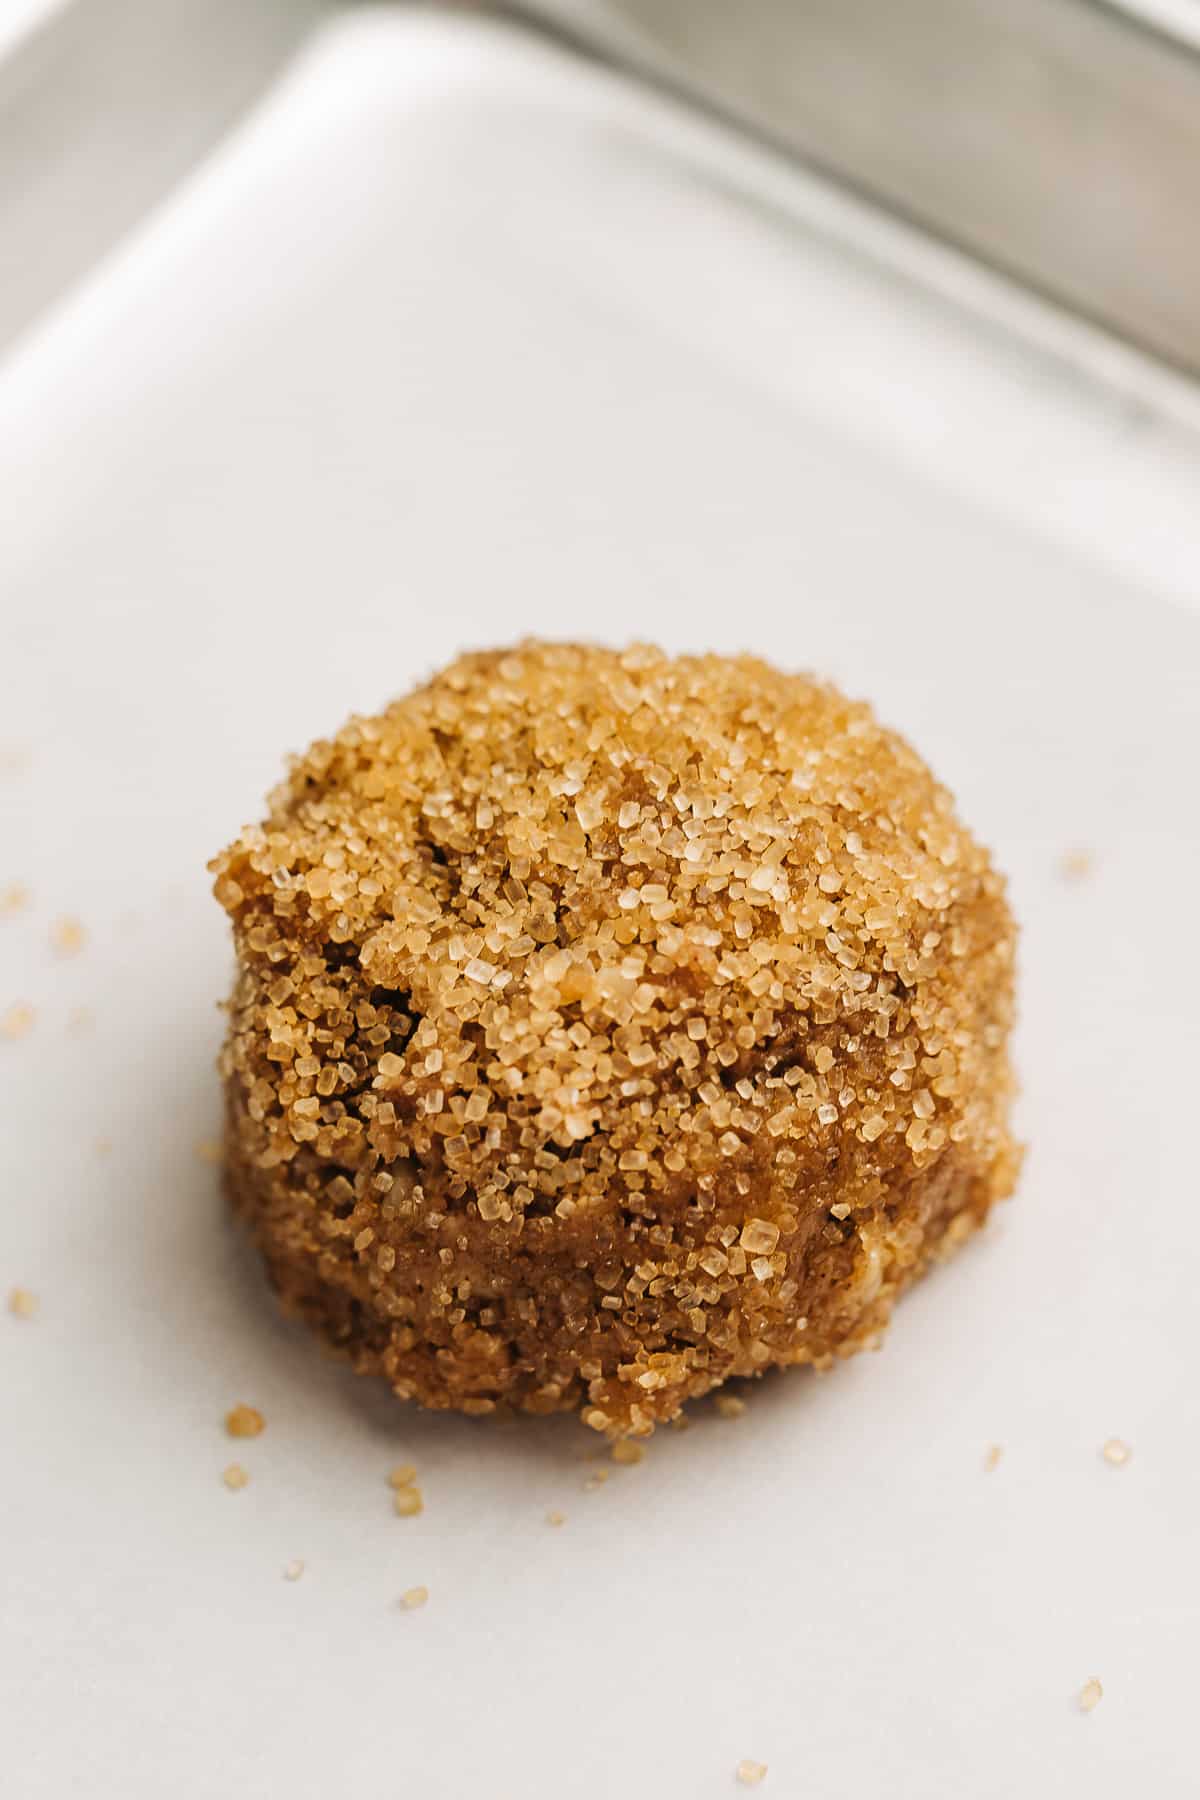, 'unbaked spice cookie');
211,643,1018,1436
